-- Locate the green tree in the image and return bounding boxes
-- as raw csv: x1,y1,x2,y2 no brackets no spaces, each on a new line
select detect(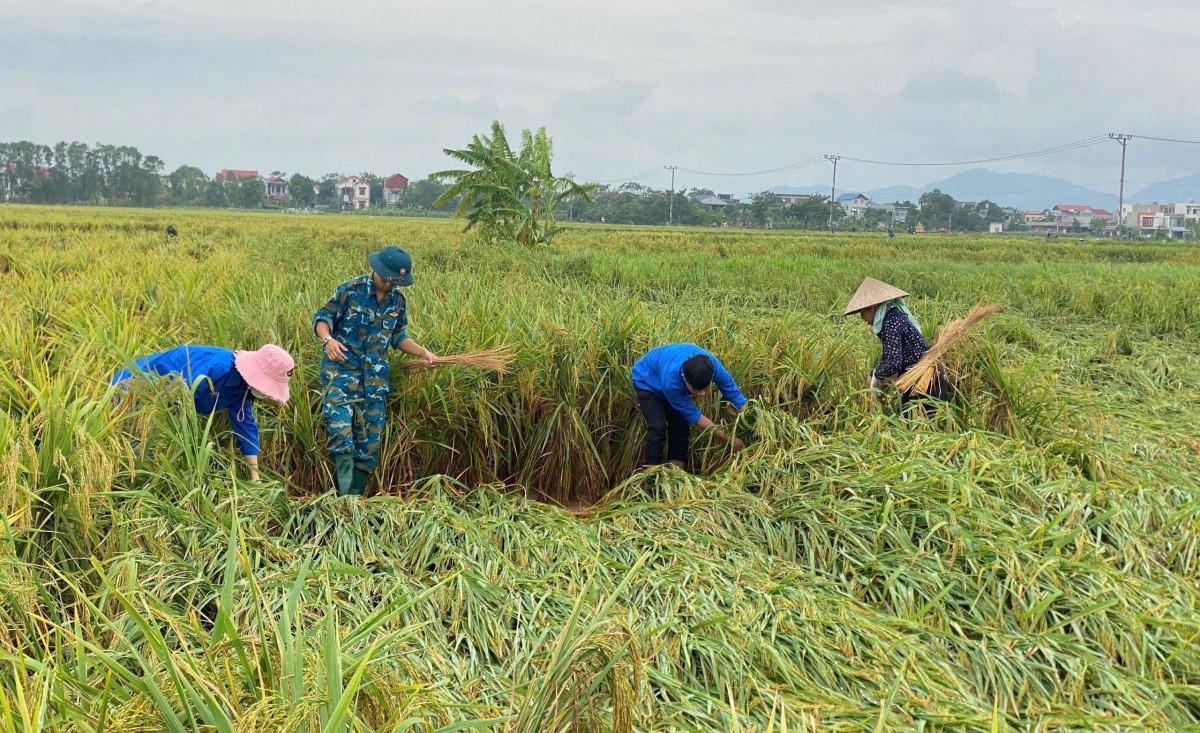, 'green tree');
317,175,339,207
434,121,595,246
235,176,265,208
168,165,208,206
859,208,892,229
288,173,317,208
402,177,452,209
747,191,780,226
779,194,840,230
205,178,229,207
975,199,1006,223
918,189,956,229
